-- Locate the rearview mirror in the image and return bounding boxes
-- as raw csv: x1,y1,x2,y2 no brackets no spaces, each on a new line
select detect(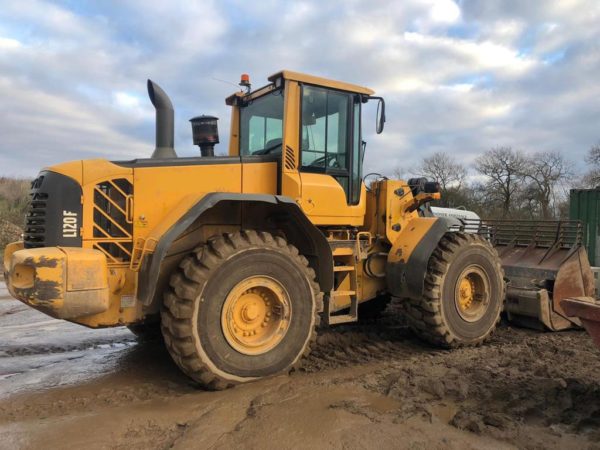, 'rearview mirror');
376,98,386,134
